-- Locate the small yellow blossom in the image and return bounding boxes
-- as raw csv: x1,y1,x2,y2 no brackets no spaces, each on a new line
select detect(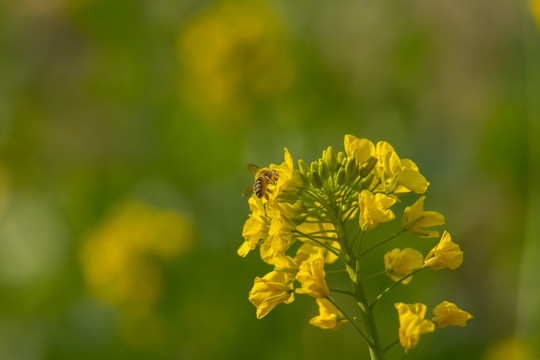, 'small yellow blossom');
238,196,269,257
295,257,330,298
249,270,294,319
425,231,463,270
402,196,445,238
395,302,435,349
384,248,424,283
309,298,347,331
376,141,429,194
358,190,396,230
271,148,303,201
432,301,473,328
295,220,339,264
259,211,296,263
344,134,376,164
